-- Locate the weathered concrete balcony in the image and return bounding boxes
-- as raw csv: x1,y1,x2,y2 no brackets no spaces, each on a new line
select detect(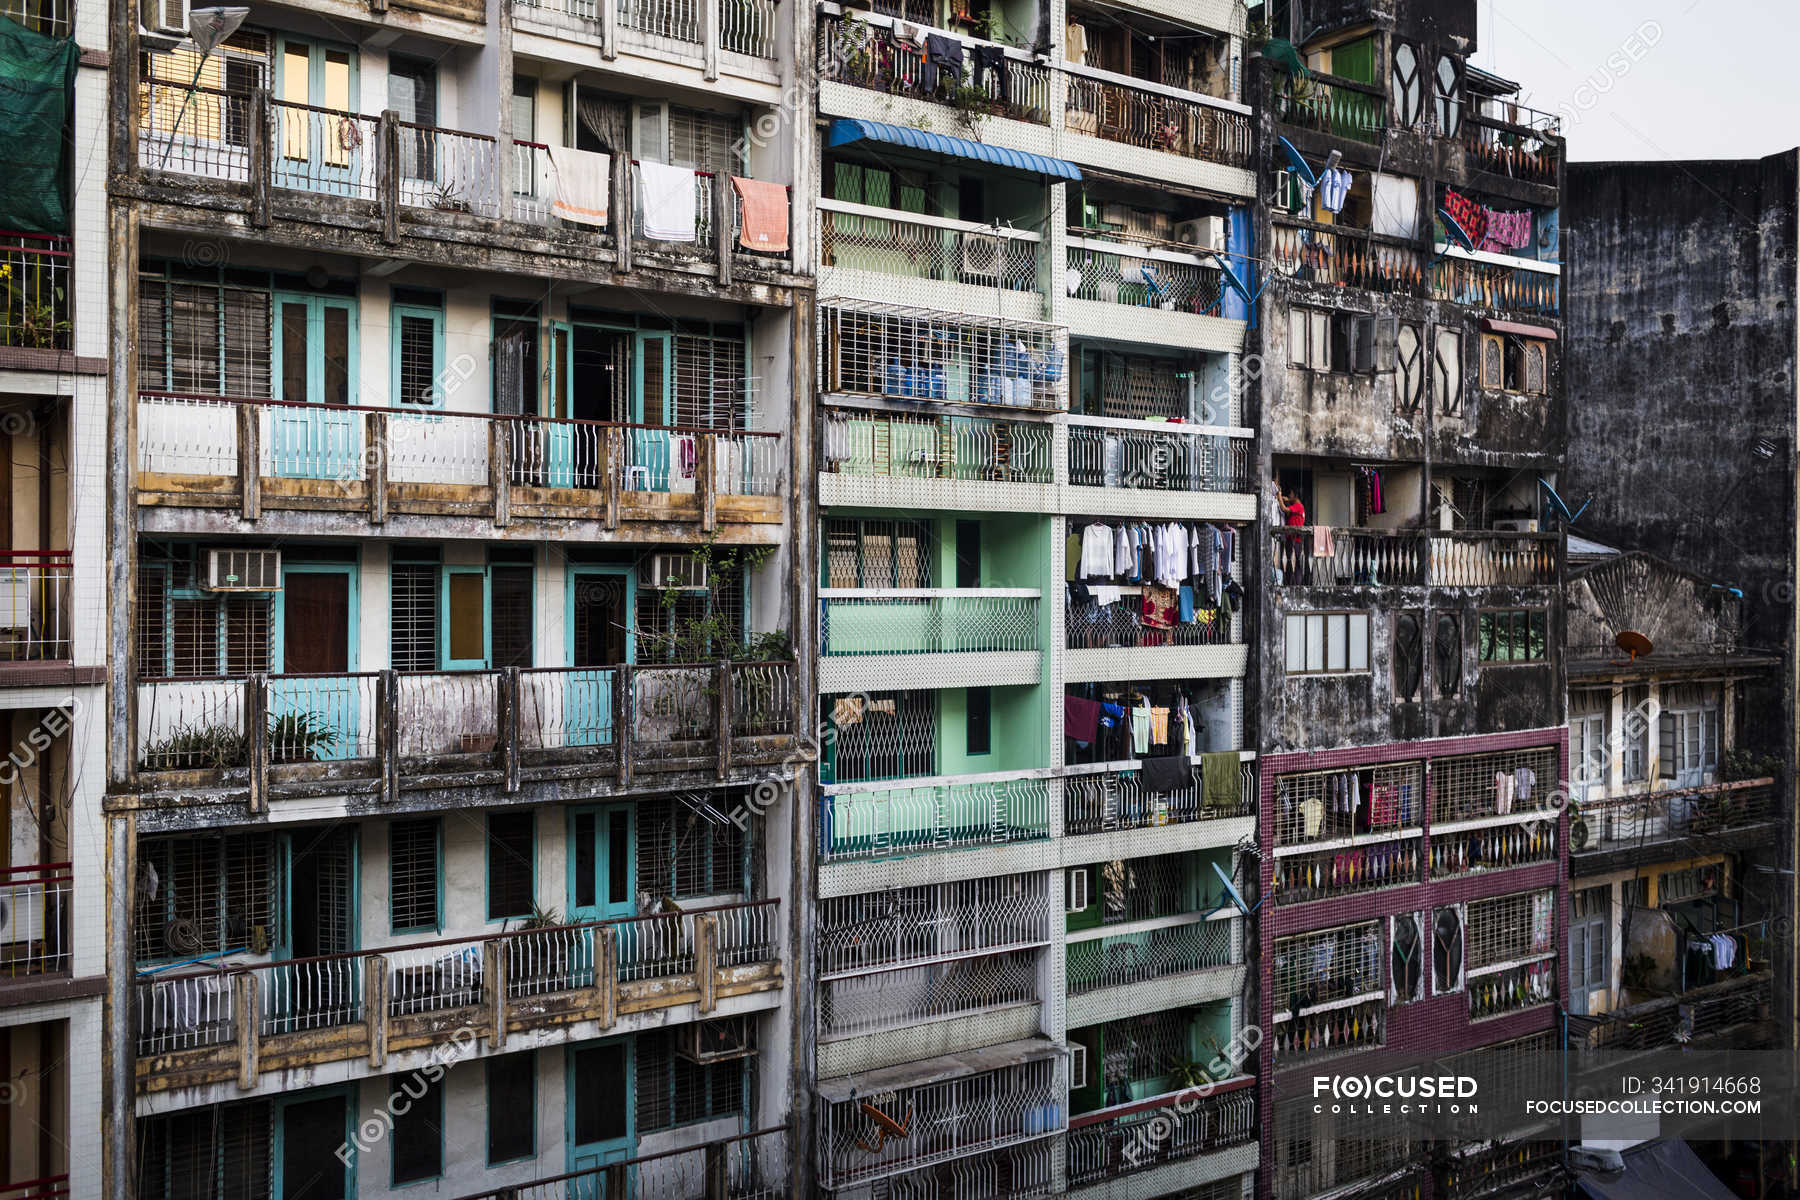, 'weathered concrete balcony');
1269,528,1560,588
128,83,801,299
1066,1080,1256,1195
120,660,799,822
133,898,780,1101
1067,912,1236,1004
1569,970,1773,1053
1461,102,1563,190
1272,71,1385,145
456,1127,789,1200
1064,237,1244,353
817,1043,1064,1189
1268,220,1430,296
1569,777,1780,873
818,588,1042,690
136,393,785,543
